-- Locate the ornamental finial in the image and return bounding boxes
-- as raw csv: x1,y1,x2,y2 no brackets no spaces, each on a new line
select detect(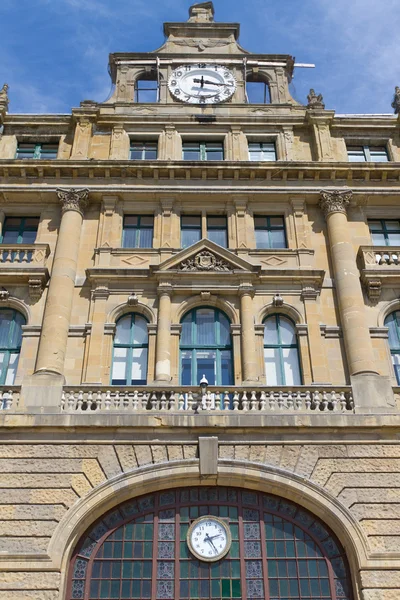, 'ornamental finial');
188,2,214,22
